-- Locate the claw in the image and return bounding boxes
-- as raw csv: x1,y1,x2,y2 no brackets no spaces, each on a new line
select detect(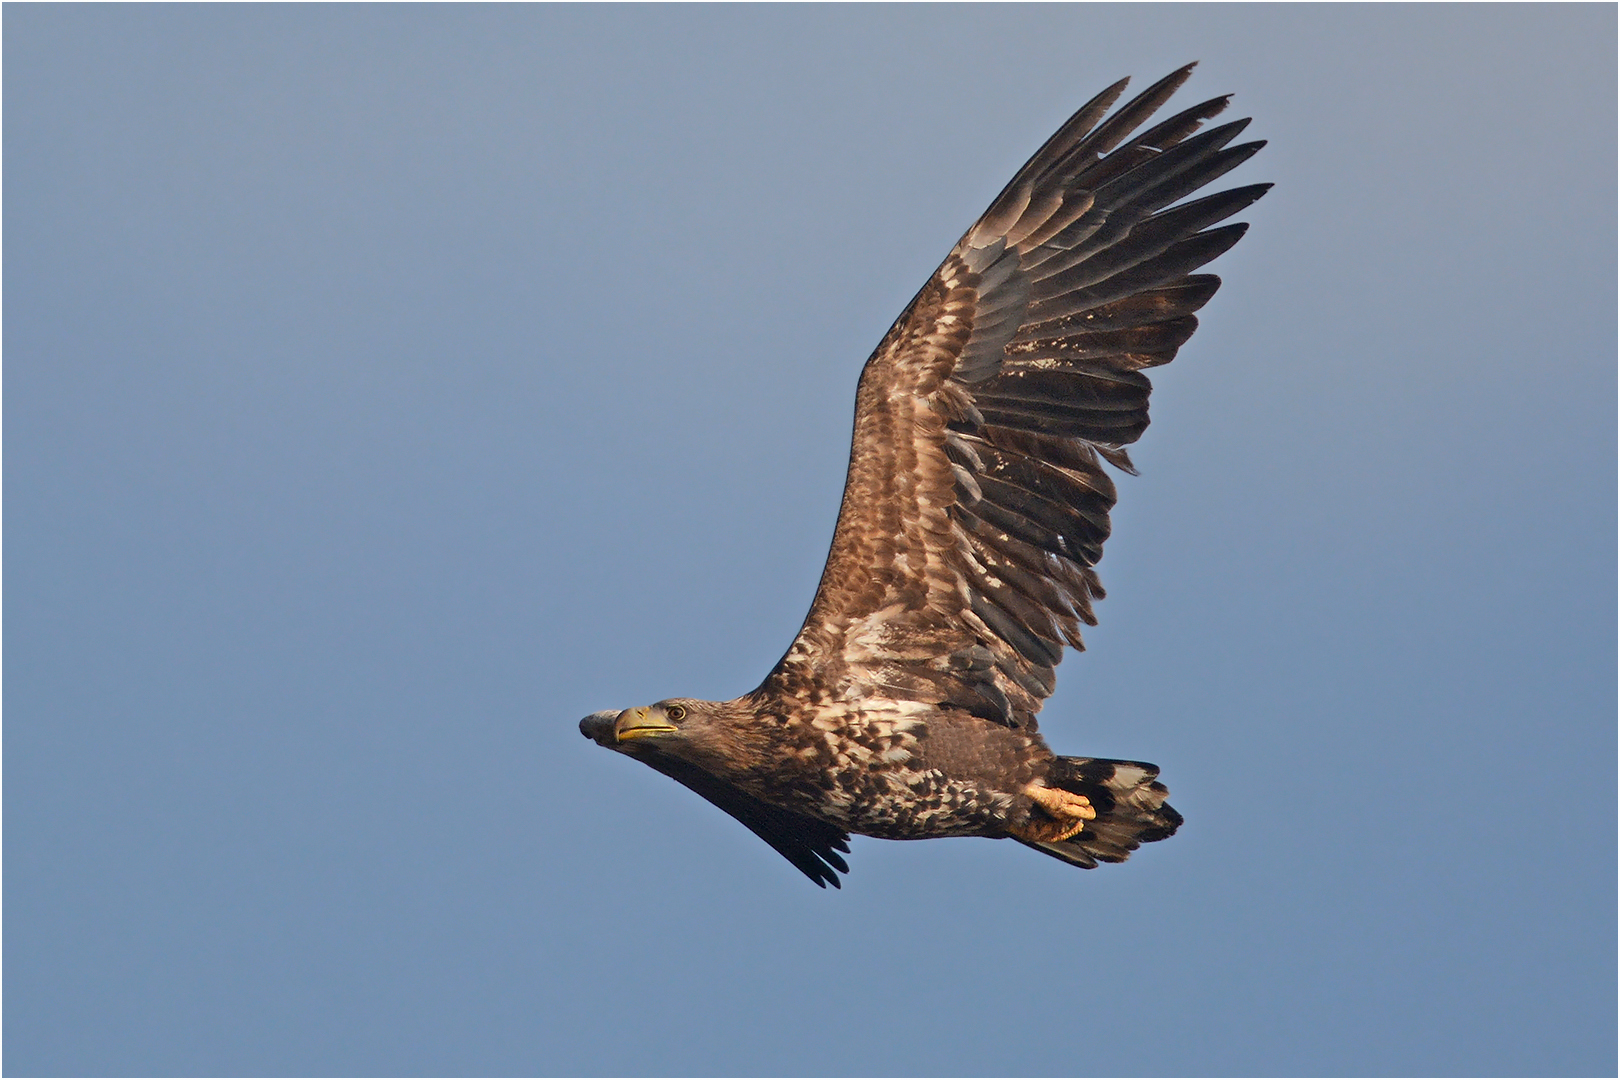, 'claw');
1014,783,1095,843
